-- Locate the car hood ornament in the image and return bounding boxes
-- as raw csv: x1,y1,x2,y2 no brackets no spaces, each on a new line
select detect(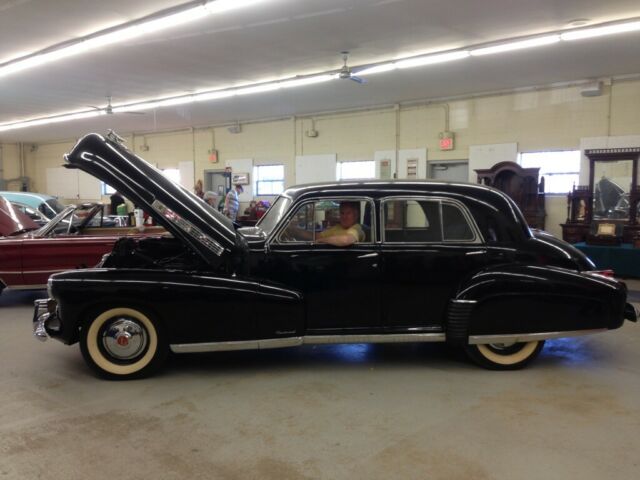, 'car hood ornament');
64,133,242,266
